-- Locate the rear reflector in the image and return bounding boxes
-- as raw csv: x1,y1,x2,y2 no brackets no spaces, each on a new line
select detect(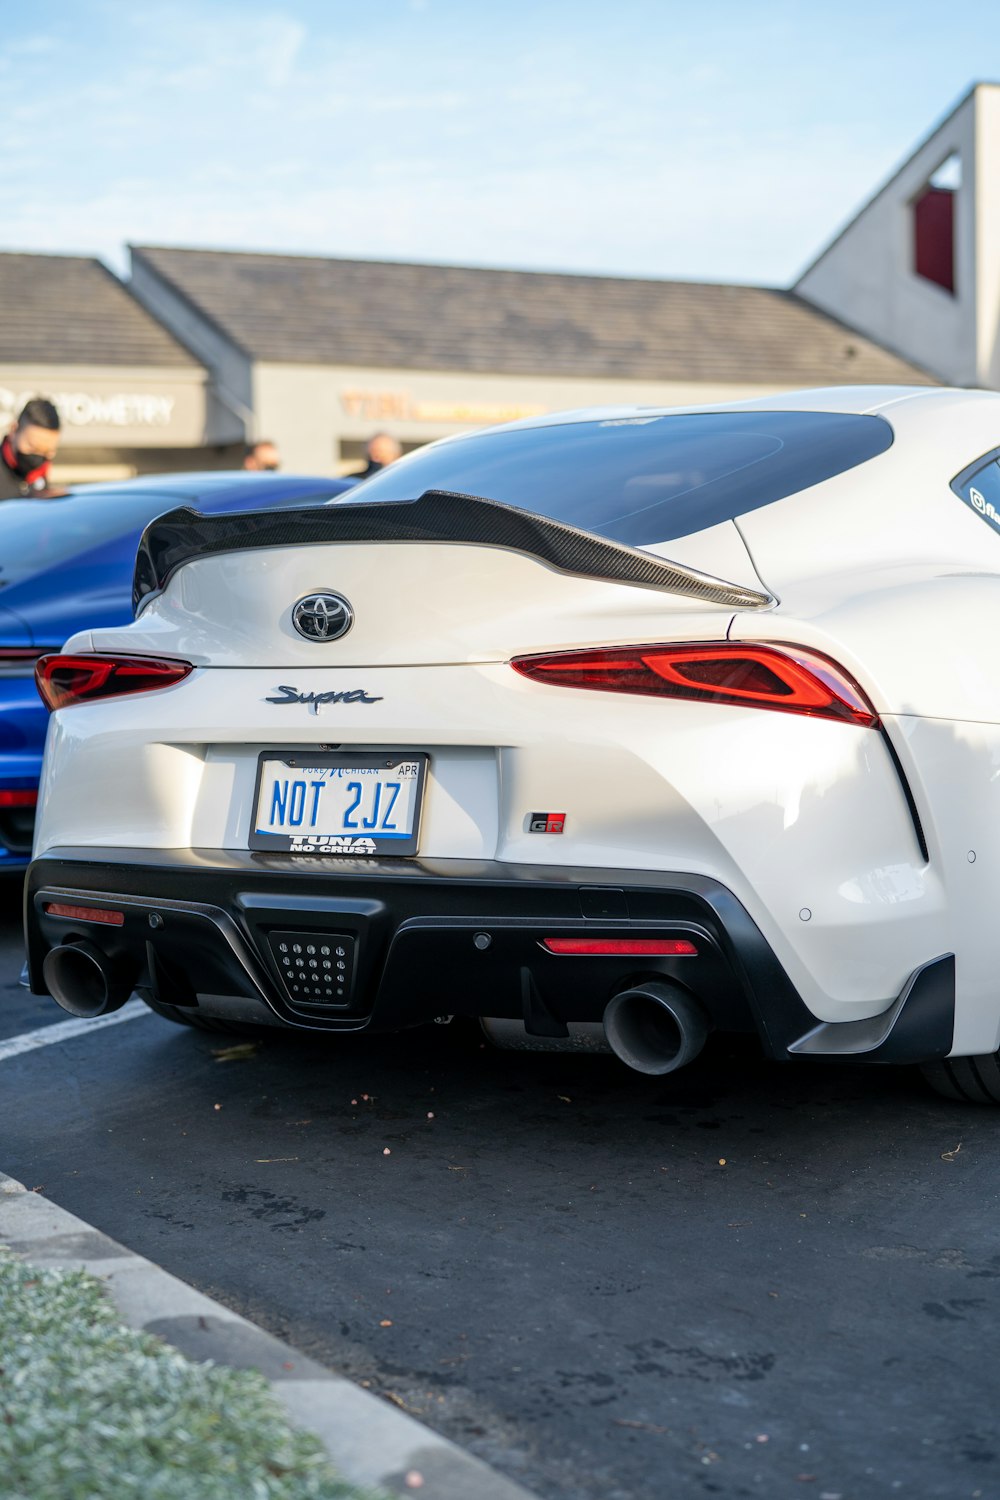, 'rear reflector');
542,937,698,956
511,642,878,728
0,790,37,807
35,654,193,712
44,902,125,926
